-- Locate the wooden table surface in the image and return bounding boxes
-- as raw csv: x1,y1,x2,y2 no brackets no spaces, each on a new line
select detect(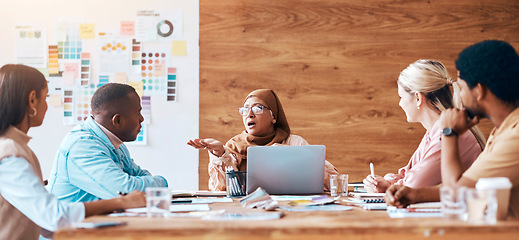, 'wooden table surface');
55,199,519,240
